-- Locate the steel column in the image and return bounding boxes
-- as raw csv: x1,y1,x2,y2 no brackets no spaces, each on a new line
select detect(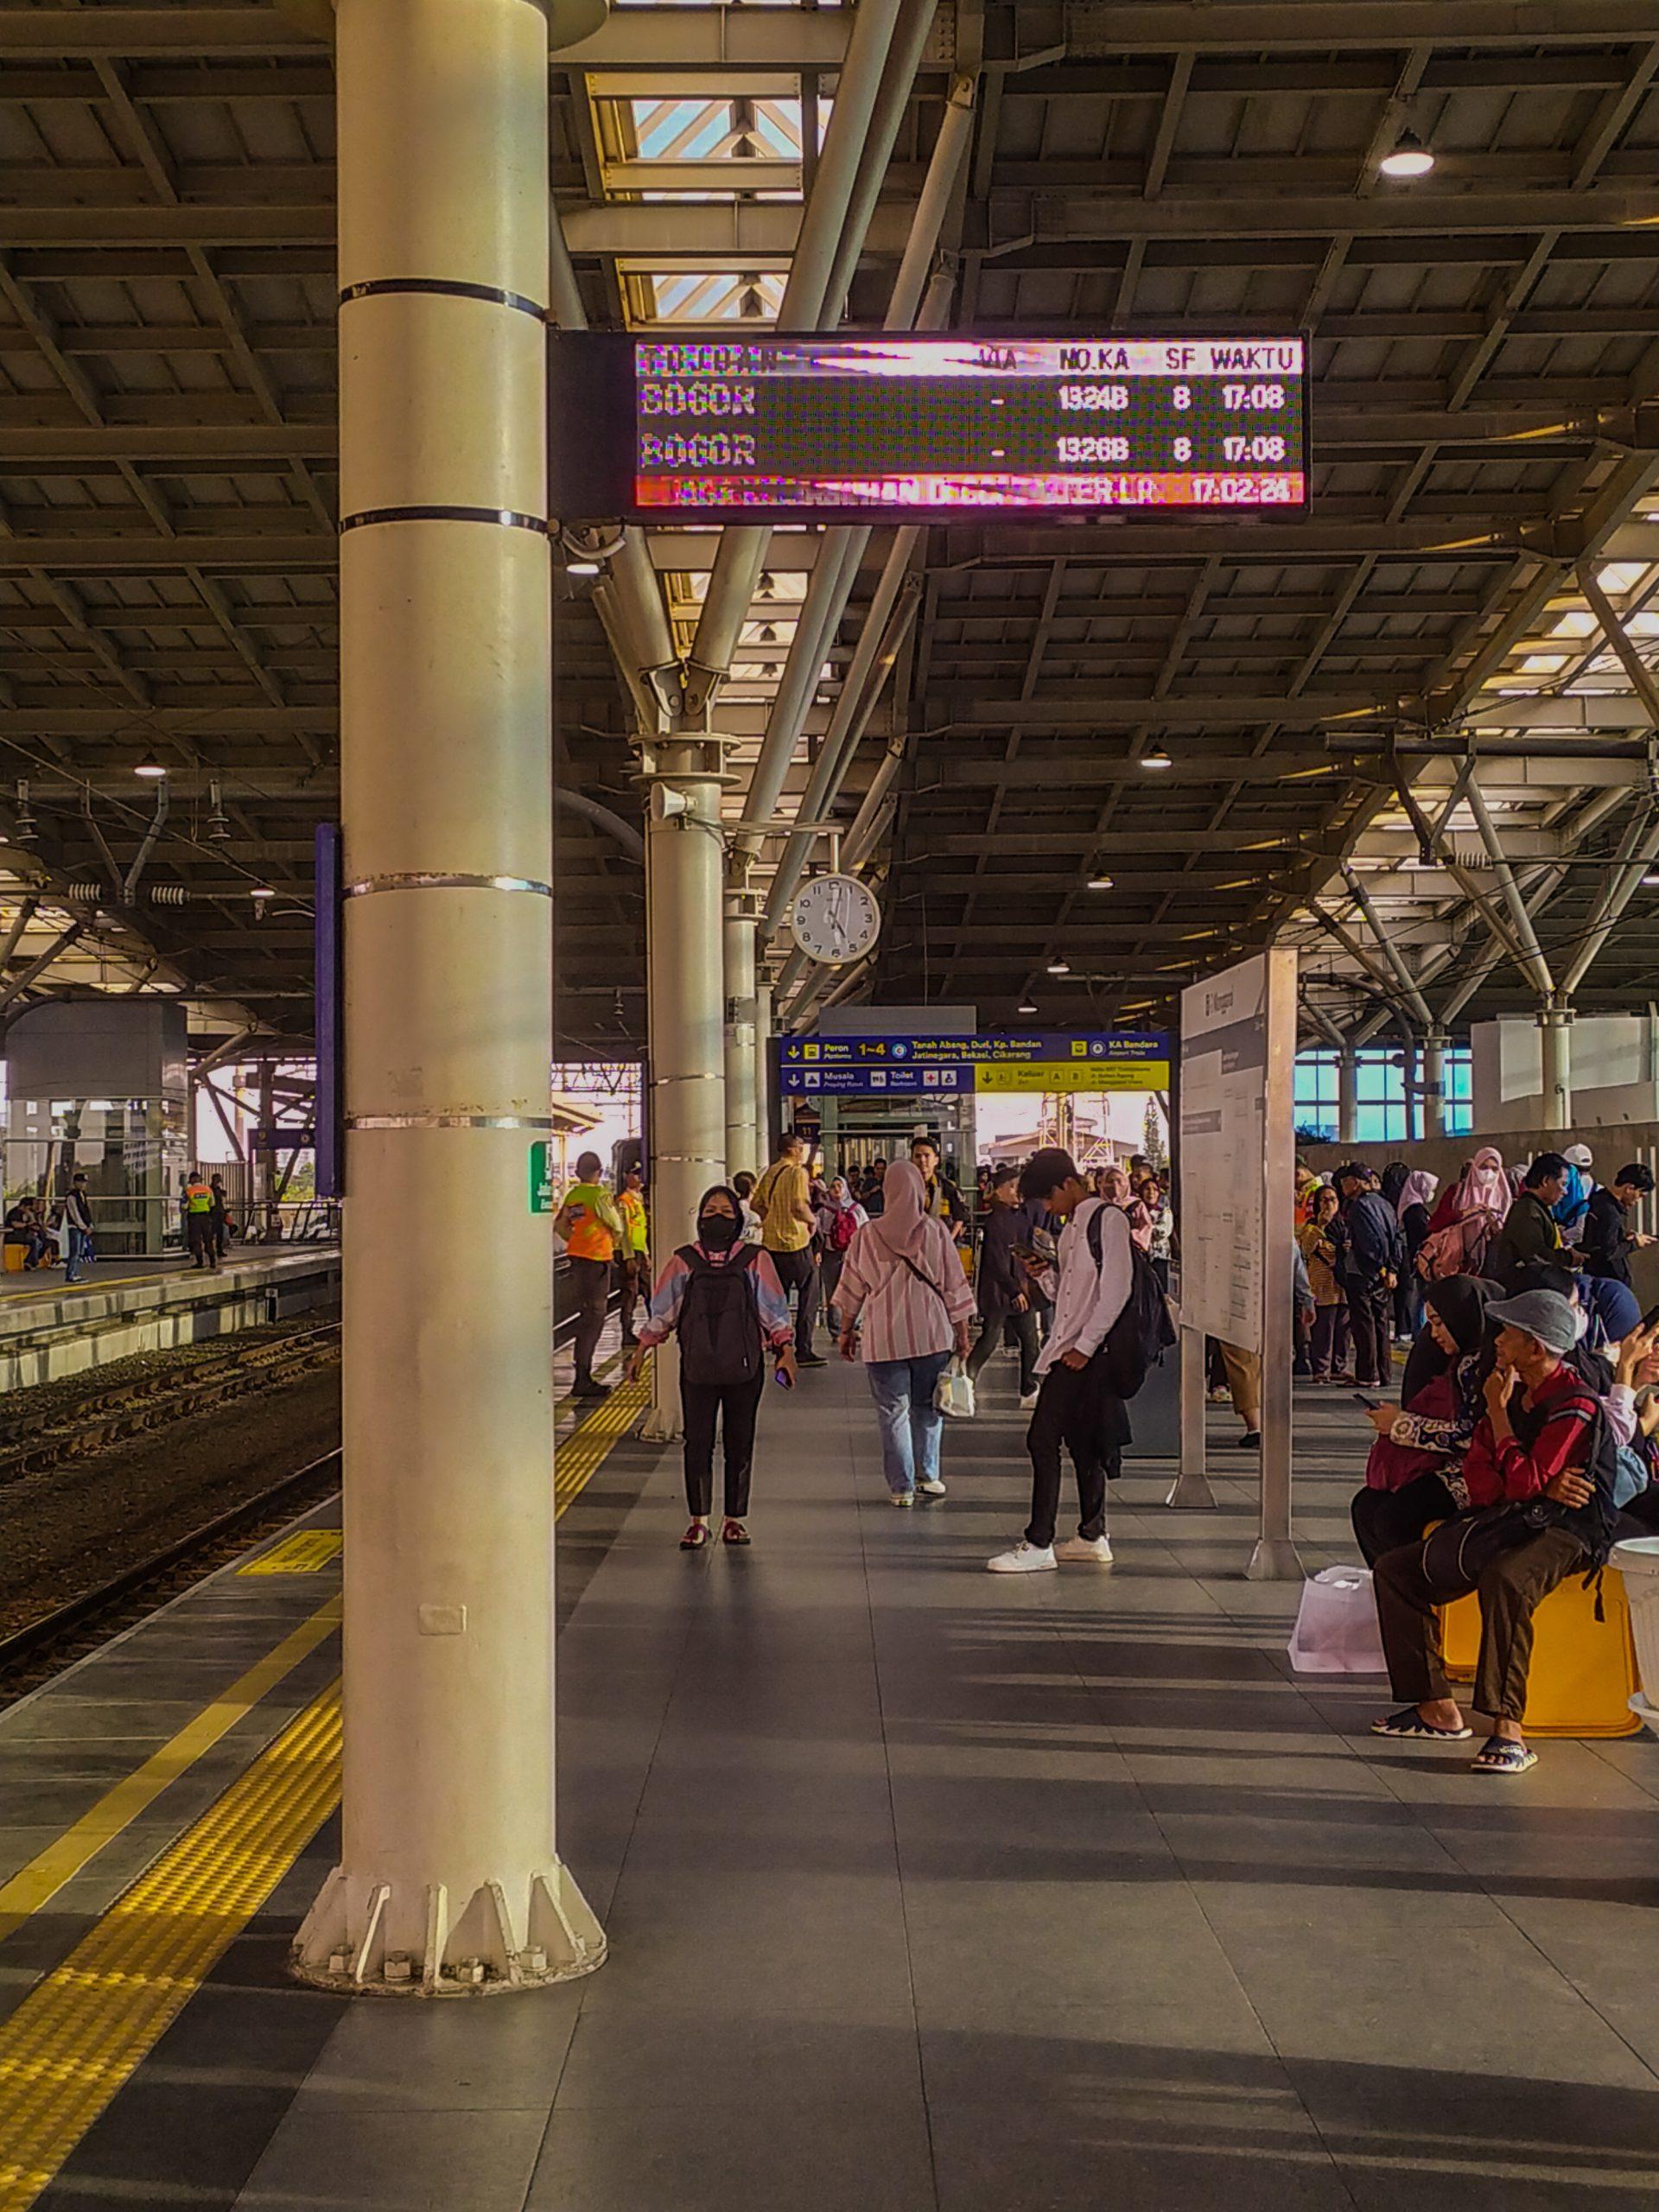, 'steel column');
1338,1046,1359,1143
1539,1001,1573,1130
723,892,760,1179
1422,1030,1448,1140
293,0,604,1995
642,739,728,1441
1166,1328,1217,1510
